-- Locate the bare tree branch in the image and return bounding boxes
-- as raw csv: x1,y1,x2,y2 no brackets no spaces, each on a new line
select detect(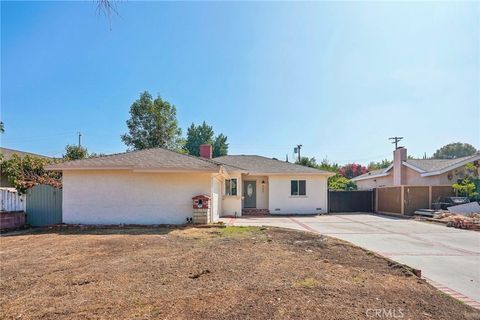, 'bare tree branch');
96,0,120,28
